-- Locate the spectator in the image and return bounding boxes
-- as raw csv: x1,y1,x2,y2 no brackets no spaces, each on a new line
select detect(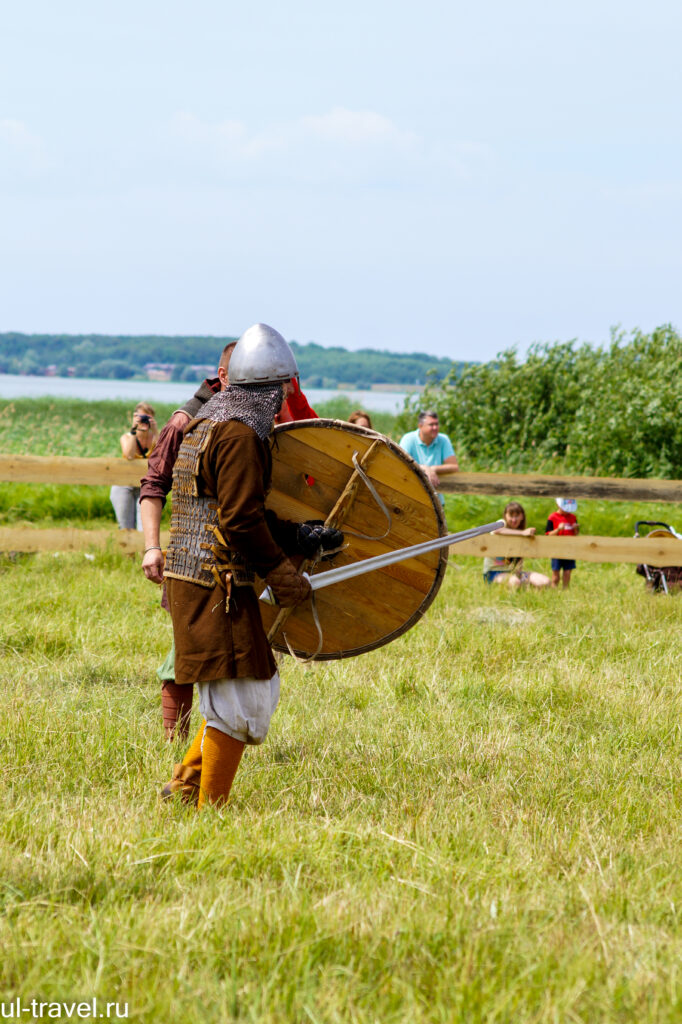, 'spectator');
348,410,373,429
110,402,158,531
399,409,459,499
546,498,579,589
483,501,550,589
